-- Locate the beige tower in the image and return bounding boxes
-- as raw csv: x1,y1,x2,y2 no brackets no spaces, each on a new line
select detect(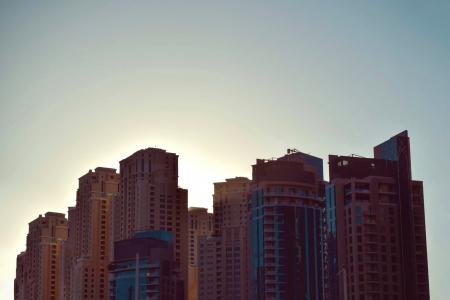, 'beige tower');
63,167,119,299
14,212,68,300
198,177,251,300
214,177,252,300
188,207,213,300
113,147,188,295
198,235,222,300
